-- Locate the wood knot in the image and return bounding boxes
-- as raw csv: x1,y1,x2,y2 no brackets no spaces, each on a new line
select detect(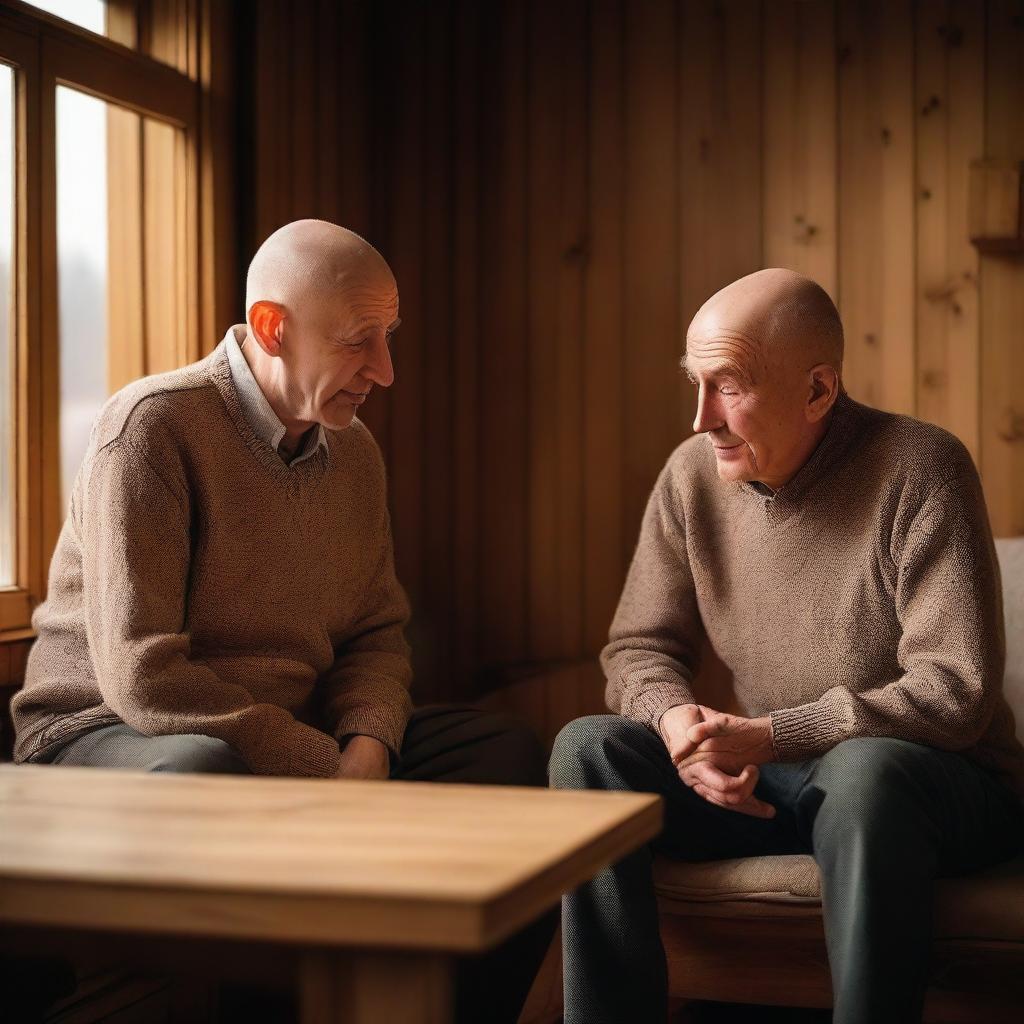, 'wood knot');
998,409,1024,443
